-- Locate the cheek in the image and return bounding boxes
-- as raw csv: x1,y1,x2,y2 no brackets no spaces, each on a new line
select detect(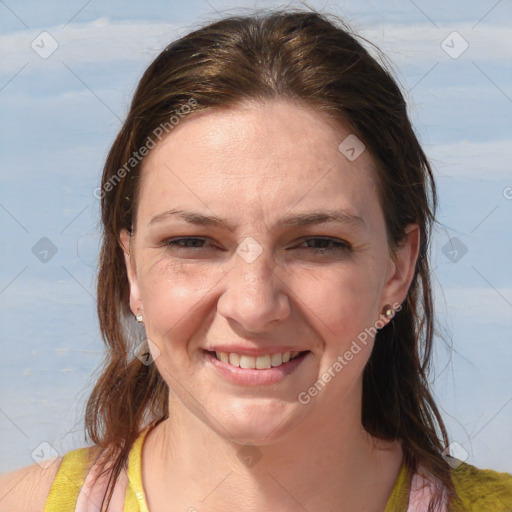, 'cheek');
139,258,228,347
294,266,379,344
